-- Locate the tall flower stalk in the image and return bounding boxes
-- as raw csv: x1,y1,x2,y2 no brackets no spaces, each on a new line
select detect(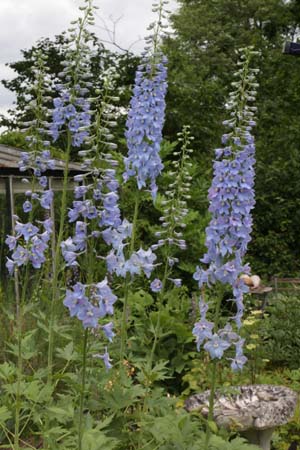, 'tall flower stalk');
152,125,194,282
123,0,168,200
61,64,124,448
4,50,54,450
149,125,194,364
47,0,97,383
120,0,169,359
192,47,259,447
